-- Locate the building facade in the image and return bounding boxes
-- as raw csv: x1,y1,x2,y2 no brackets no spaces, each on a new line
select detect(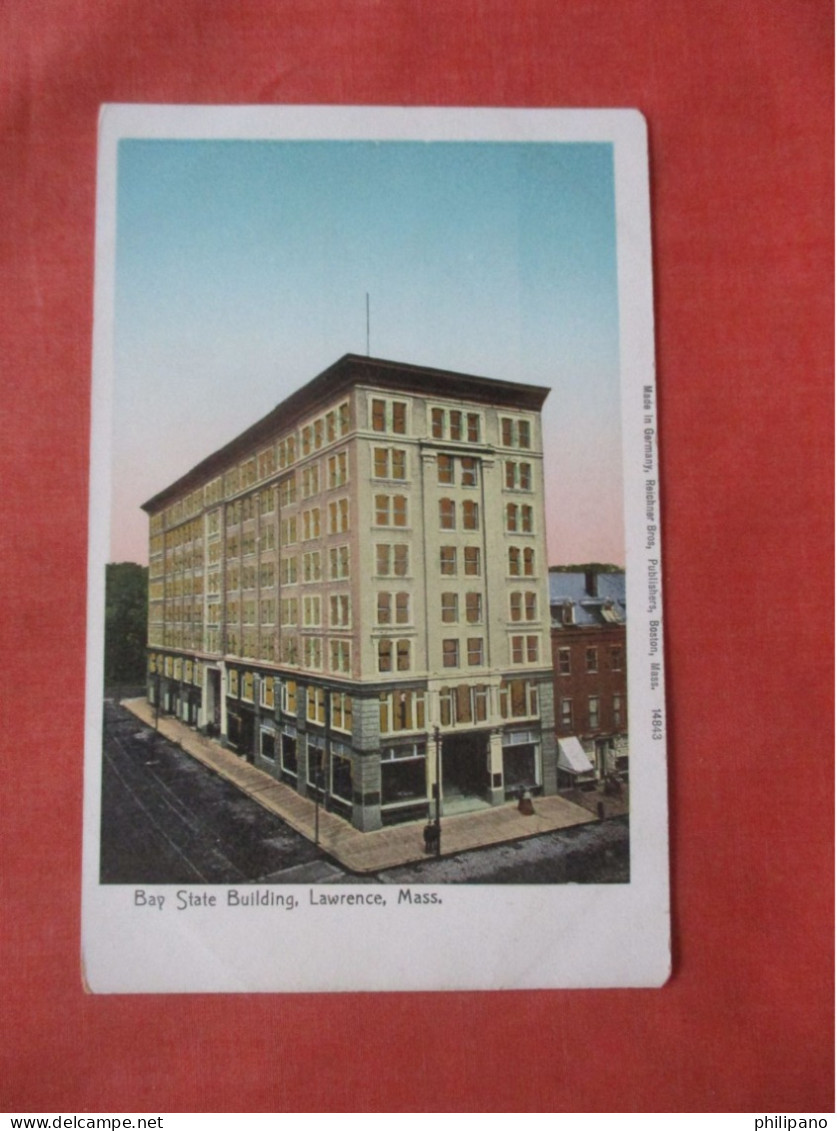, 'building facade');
550,570,629,786
143,355,558,831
